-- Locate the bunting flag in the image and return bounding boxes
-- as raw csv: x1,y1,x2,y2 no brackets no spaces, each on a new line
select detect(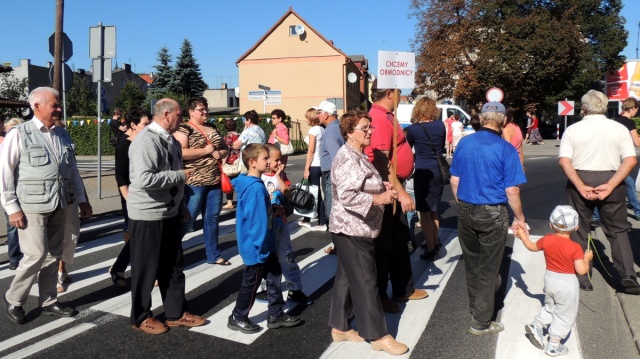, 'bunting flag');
67,121,72,127
107,119,111,124
85,120,90,126
73,121,78,126
94,119,98,124
80,121,84,126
